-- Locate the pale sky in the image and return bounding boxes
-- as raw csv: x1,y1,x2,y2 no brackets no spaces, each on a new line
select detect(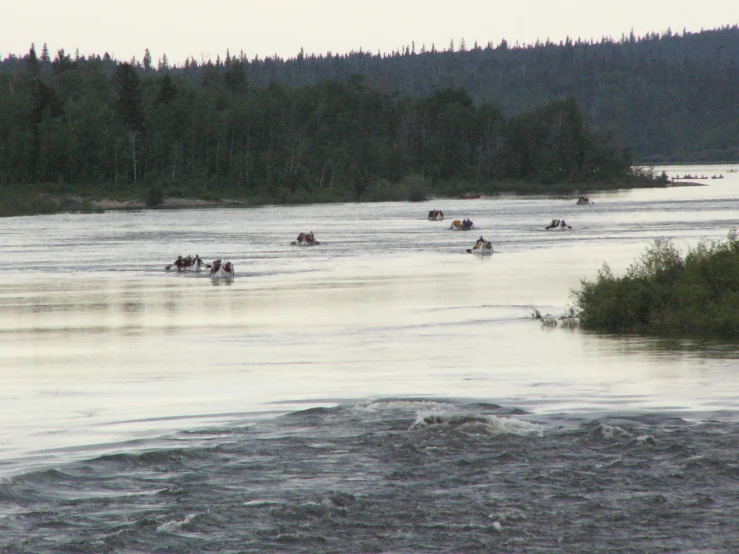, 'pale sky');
4,0,736,65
